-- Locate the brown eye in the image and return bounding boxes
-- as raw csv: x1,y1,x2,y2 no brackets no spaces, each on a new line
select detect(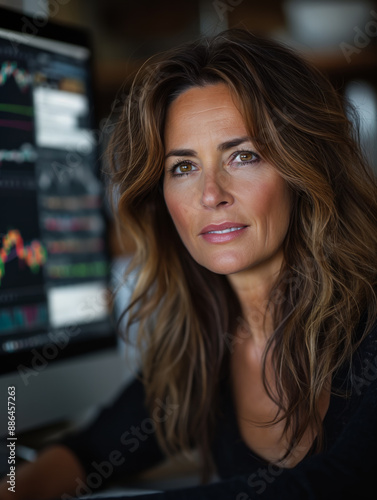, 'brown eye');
169,161,197,177
239,152,253,161
232,151,260,166
178,162,192,172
